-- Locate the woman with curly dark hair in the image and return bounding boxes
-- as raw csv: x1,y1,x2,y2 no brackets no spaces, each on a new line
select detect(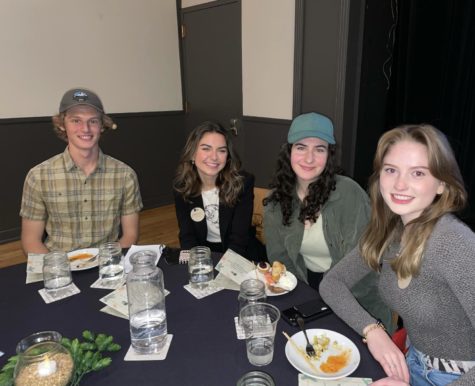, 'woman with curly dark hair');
264,112,393,330
173,121,265,261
